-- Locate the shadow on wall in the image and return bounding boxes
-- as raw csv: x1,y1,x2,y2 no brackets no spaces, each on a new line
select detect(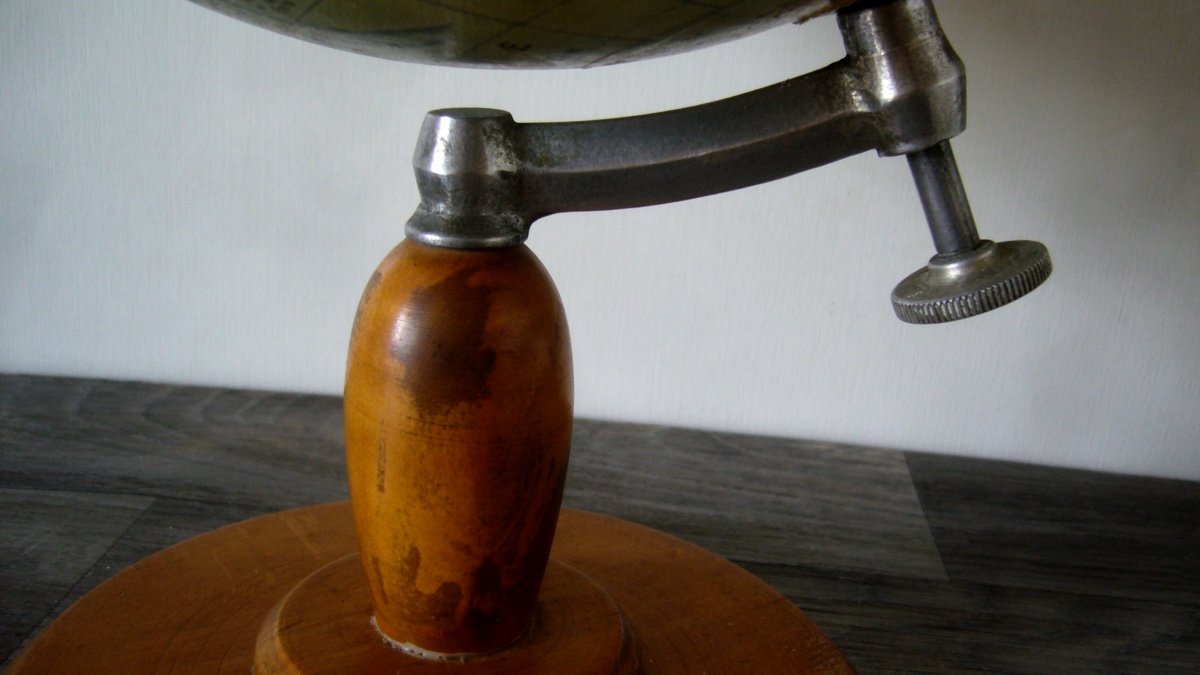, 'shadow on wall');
949,1,1200,478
